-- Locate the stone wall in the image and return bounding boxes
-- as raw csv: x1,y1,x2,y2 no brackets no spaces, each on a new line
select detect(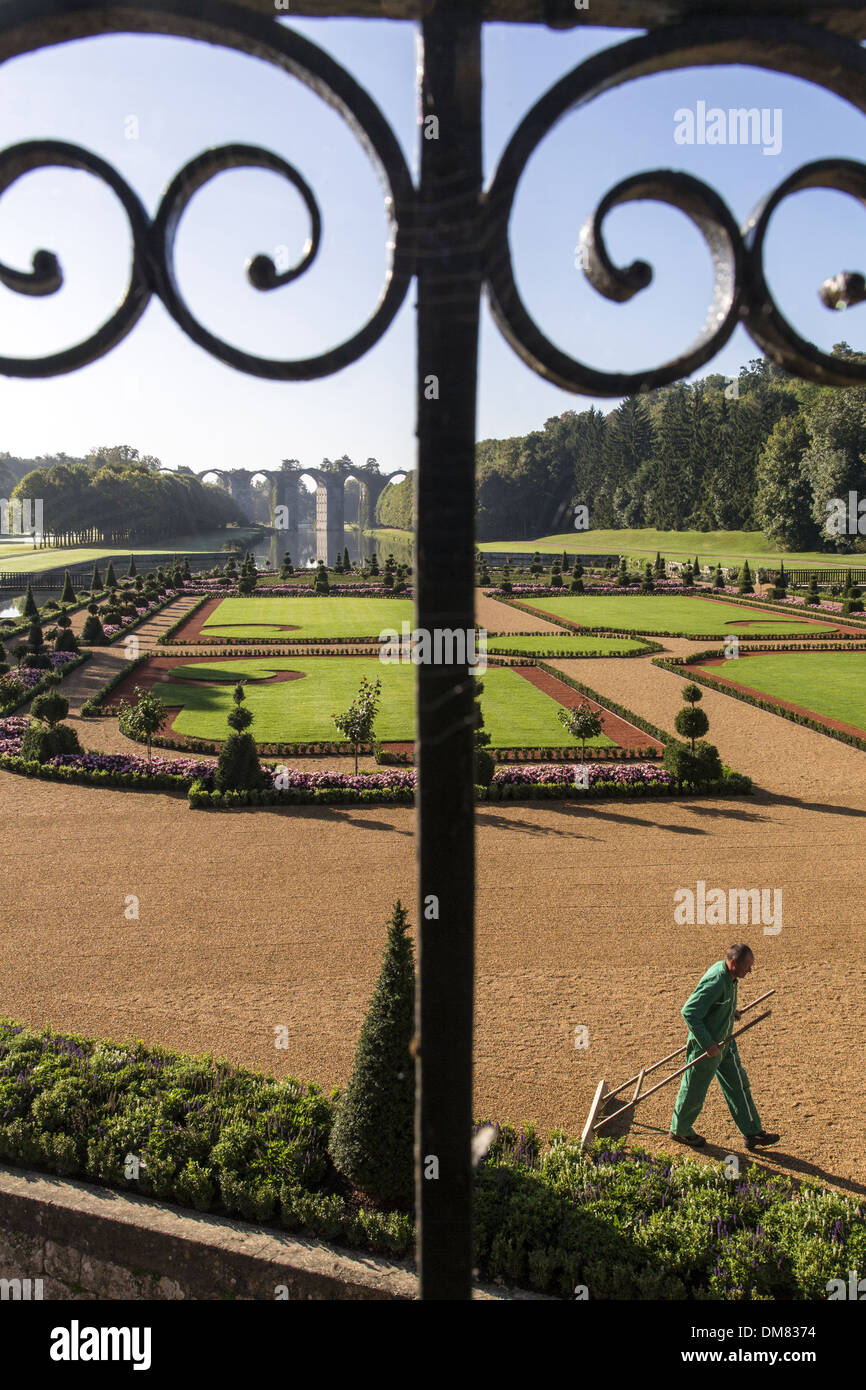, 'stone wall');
0,1164,540,1301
